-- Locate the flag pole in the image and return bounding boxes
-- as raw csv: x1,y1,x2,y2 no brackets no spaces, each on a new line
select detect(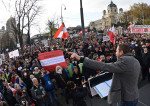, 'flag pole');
61,4,66,24
80,0,86,42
